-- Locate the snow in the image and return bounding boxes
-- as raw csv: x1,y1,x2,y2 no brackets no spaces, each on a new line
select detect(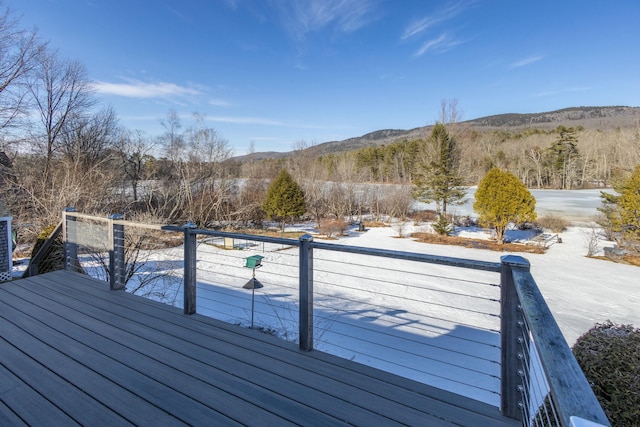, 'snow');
10,189,638,409
310,222,638,344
